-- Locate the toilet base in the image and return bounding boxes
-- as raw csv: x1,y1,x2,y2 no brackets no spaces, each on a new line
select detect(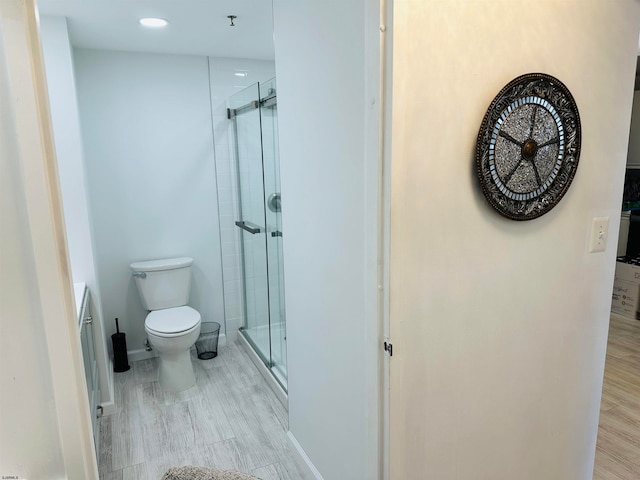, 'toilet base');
157,349,196,392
